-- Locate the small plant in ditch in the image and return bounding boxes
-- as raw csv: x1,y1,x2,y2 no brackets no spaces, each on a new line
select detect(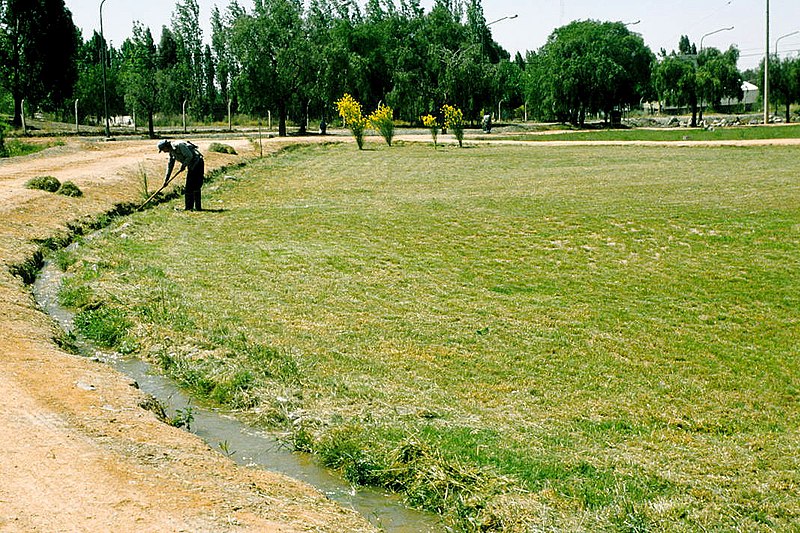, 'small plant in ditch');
218,440,236,457
136,163,150,201
54,248,78,271
58,276,98,309
170,405,195,430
